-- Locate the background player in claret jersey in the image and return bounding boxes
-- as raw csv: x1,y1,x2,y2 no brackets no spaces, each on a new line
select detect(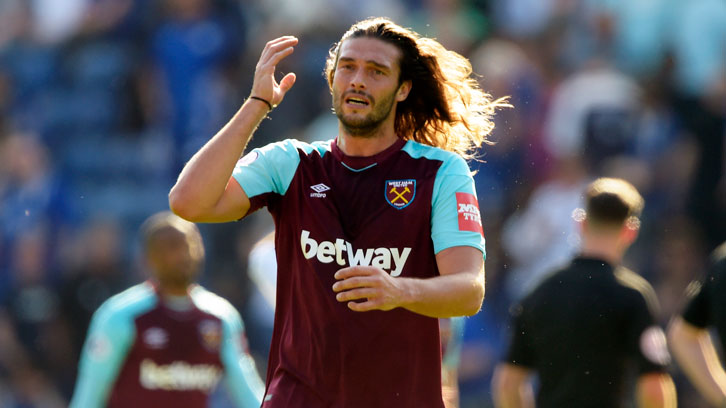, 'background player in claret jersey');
69,212,264,408
169,17,508,408
492,178,677,408
668,241,726,406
